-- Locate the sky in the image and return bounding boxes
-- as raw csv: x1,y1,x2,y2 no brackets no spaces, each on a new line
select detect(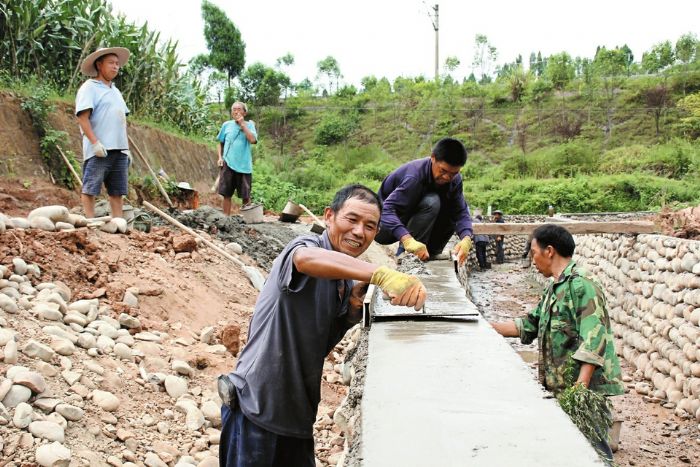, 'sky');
109,0,700,87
